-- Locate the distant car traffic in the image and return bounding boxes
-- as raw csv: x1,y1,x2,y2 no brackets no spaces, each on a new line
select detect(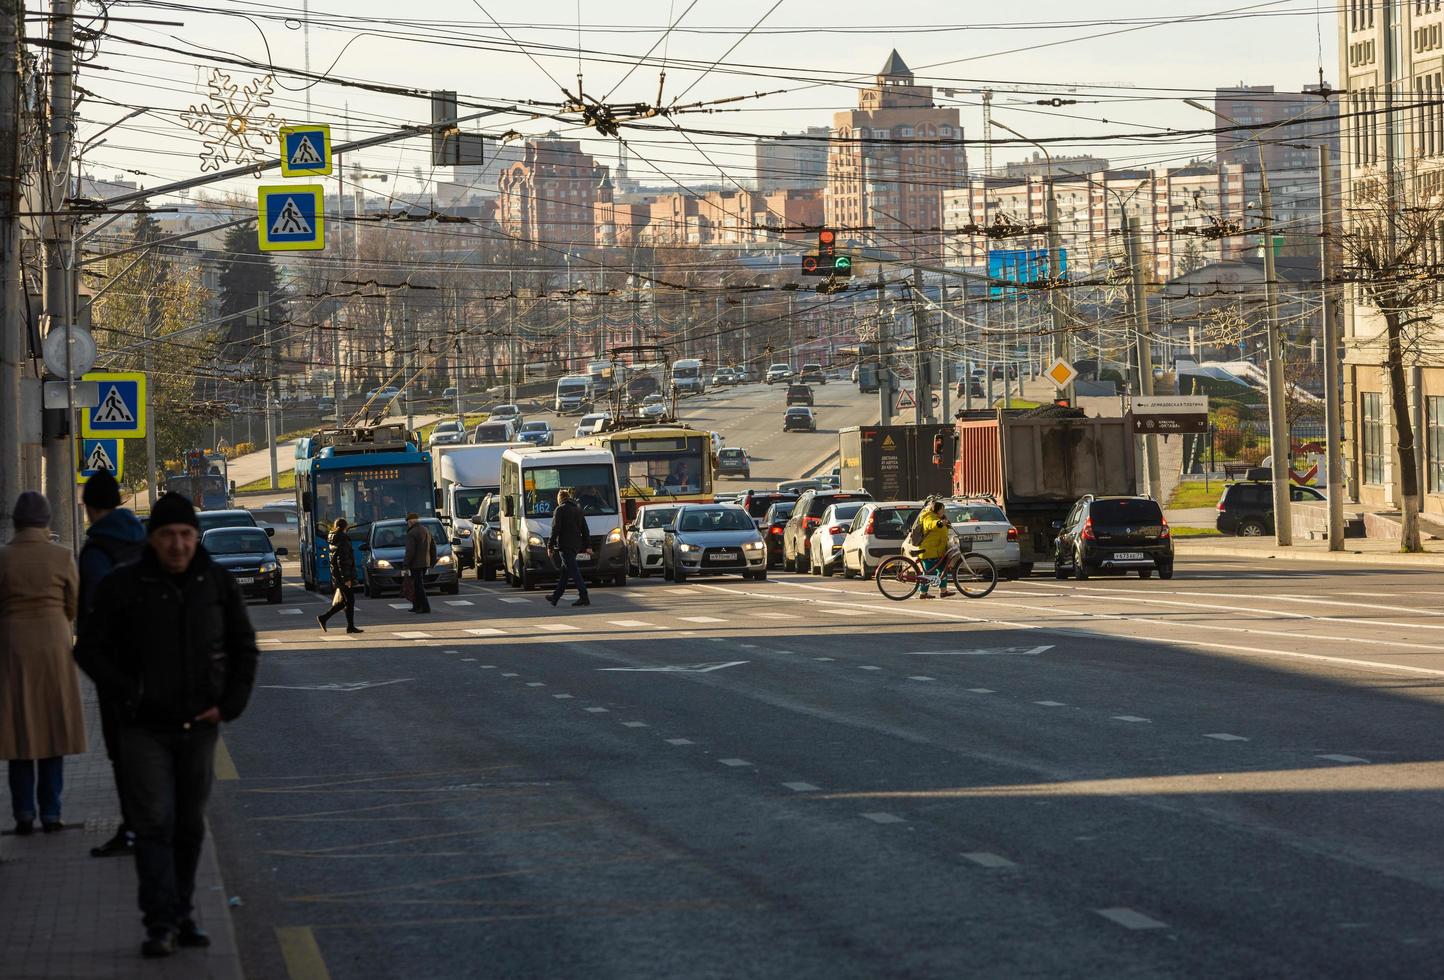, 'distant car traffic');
799,363,825,384
776,479,824,494
840,501,924,579
661,504,767,581
428,420,467,447
202,527,285,603
196,509,265,536
766,363,792,384
760,500,796,567
249,505,299,556
711,367,737,386
717,447,751,480
471,419,517,443
517,420,555,446
783,406,817,432
781,488,872,573
627,503,681,578
786,384,814,406
474,493,503,581
639,394,667,419
739,489,795,528
1054,495,1173,580
362,518,460,597
805,500,869,575
488,404,524,428
1215,481,1325,536
575,412,610,438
